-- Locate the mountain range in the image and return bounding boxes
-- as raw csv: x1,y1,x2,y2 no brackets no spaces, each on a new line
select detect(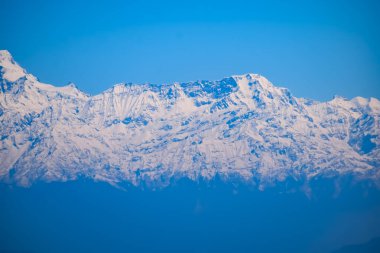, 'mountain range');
0,50,379,188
